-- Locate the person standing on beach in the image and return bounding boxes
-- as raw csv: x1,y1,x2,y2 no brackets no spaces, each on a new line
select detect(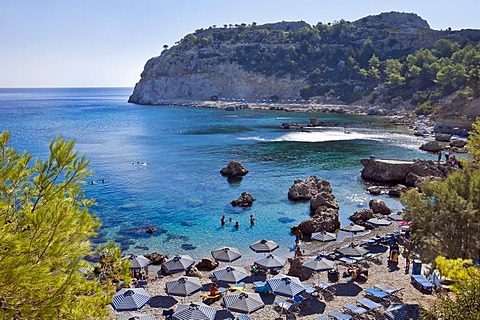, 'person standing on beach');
437,151,442,163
